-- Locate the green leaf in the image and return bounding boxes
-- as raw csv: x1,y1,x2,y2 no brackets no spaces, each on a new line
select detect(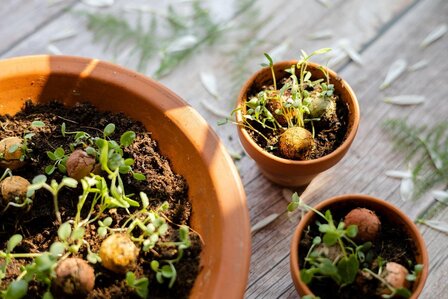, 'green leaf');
54,147,65,159
161,265,174,278
87,252,101,264
8,144,20,155
120,131,136,147
58,222,72,241
61,123,66,137
57,163,67,174
47,151,57,161
42,291,54,299
126,272,136,285
31,120,45,128
319,258,338,276
5,280,28,299
85,146,97,157
104,123,116,137
133,172,146,181
72,227,85,240
140,192,149,209
337,254,359,284
323,232,339,246
394,288,412,298
287,201,299,212
263,52,273,66
49,242,66,257
62,177,78,188
312,236,322,245
346,225,358,238
124,158,134,166
319,224,331,233
300,269,314,284
97,227,107,238
7,234,23,253
150,260,159,271
103,217,113,227
312,48,332,55
45,165,56,175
